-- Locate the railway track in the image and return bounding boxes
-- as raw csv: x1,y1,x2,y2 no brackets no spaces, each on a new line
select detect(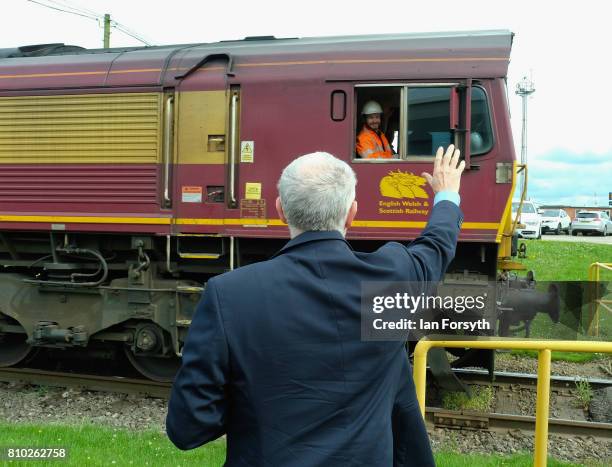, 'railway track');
0,367,171,399
426,407,612,439
1,367,610,439
453,368,612,391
